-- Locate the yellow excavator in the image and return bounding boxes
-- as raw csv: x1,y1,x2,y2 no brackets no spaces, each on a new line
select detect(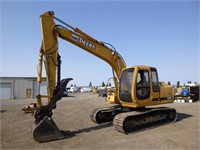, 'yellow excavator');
32,11,177,142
